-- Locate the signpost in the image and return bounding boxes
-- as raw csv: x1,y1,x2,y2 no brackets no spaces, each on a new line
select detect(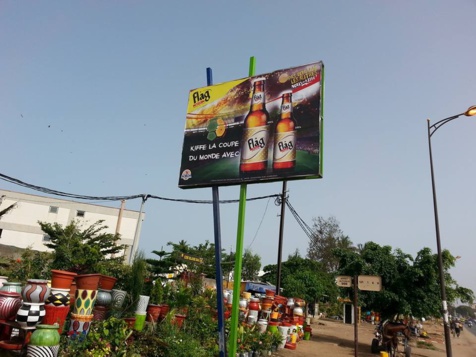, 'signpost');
336,275,382,357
